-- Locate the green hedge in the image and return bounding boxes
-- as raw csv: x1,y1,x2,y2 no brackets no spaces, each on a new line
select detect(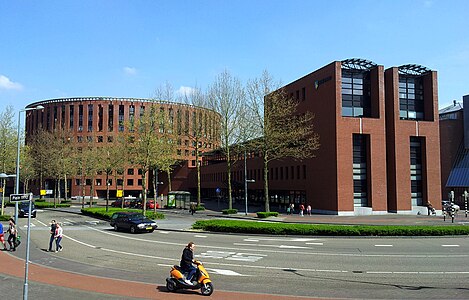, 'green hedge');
257,212,279,218
81,207,165,221
34,202,71,208
222,209,238,215
0,214,12,221
192,219,469,236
